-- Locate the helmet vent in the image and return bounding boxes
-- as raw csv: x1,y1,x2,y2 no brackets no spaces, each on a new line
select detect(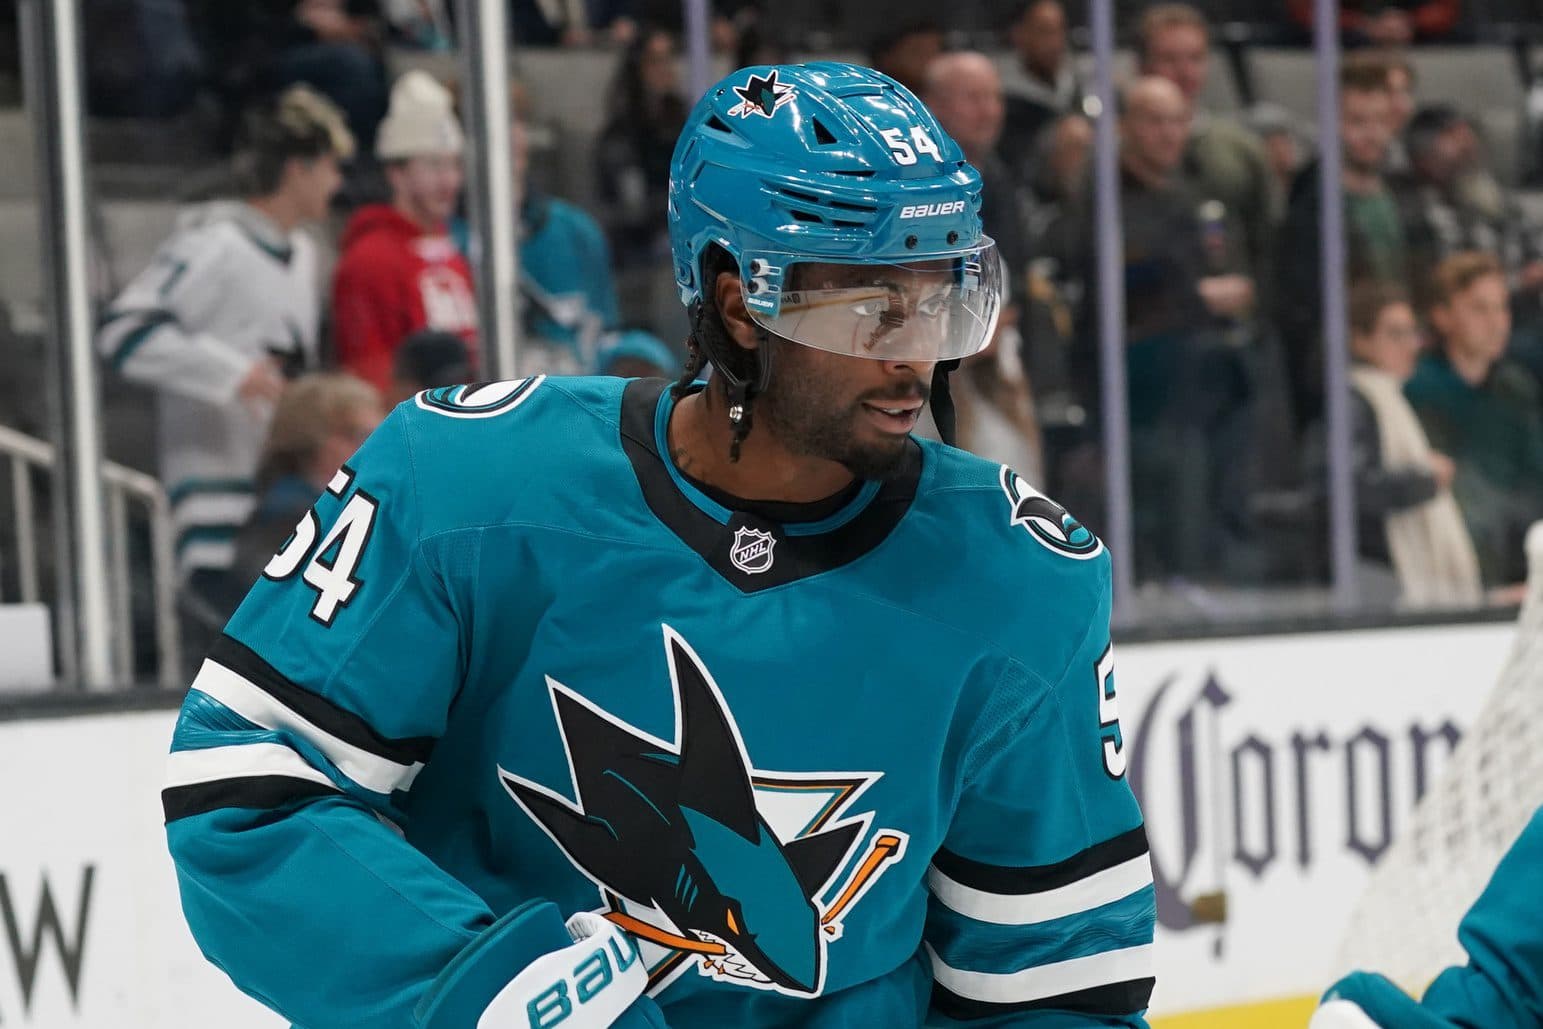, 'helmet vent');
705,114,732,134
830,169,876,178
790,209,822,223
811,118,838,145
